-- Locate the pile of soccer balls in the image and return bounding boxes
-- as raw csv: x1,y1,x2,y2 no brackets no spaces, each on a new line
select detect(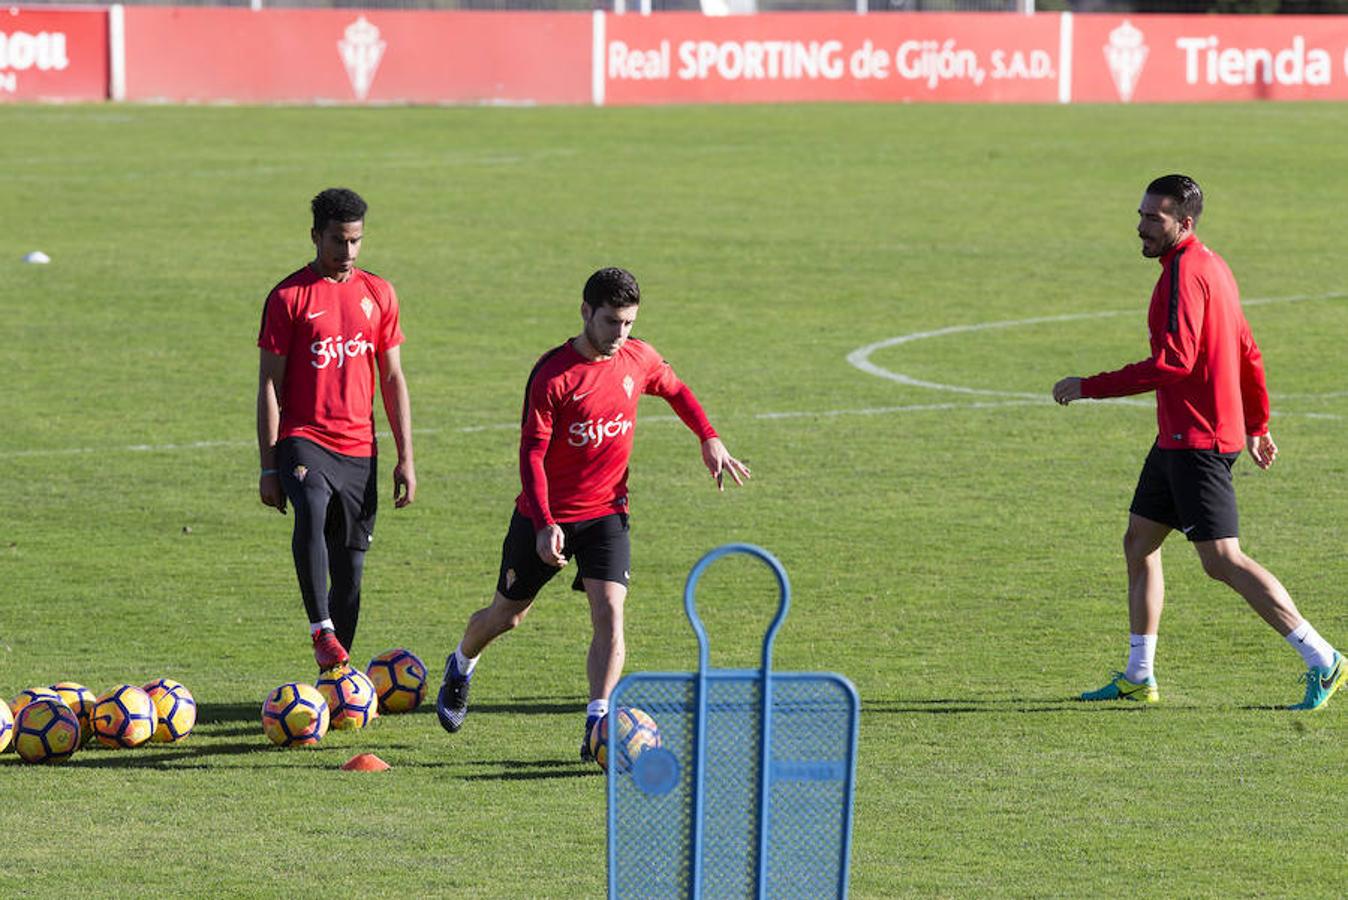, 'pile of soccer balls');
261,648,426,748
0,679,197,764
